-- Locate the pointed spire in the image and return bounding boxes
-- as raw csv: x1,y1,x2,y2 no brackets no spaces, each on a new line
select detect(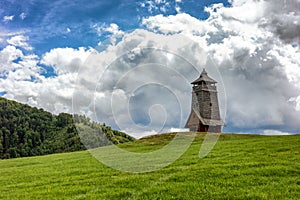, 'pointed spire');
201,68,207,75
191,68,217,84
